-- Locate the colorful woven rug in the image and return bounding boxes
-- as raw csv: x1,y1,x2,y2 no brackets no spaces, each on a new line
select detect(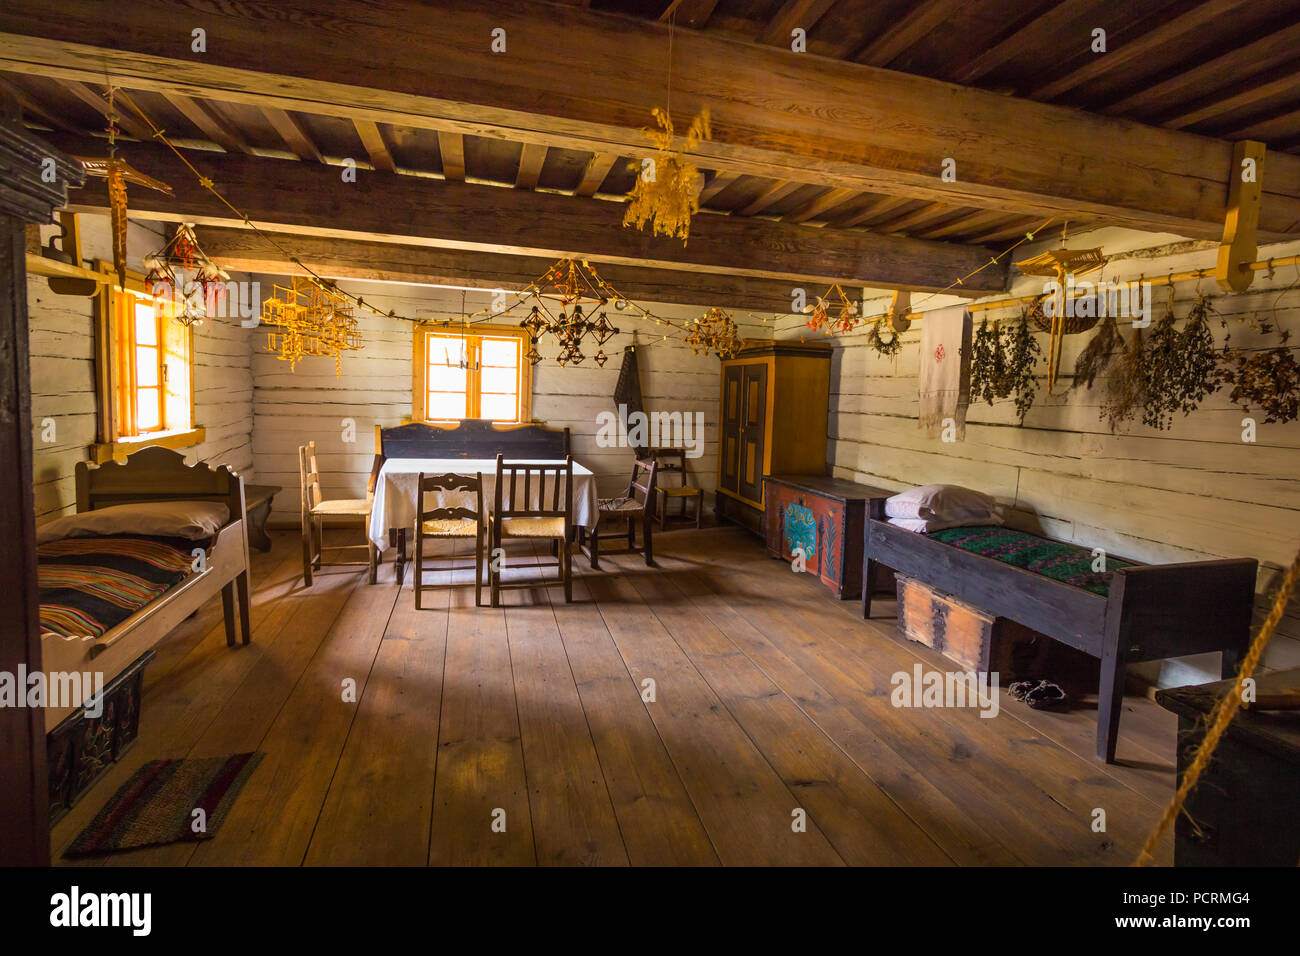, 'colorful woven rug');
927,526,1134,595
64,753,263,857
